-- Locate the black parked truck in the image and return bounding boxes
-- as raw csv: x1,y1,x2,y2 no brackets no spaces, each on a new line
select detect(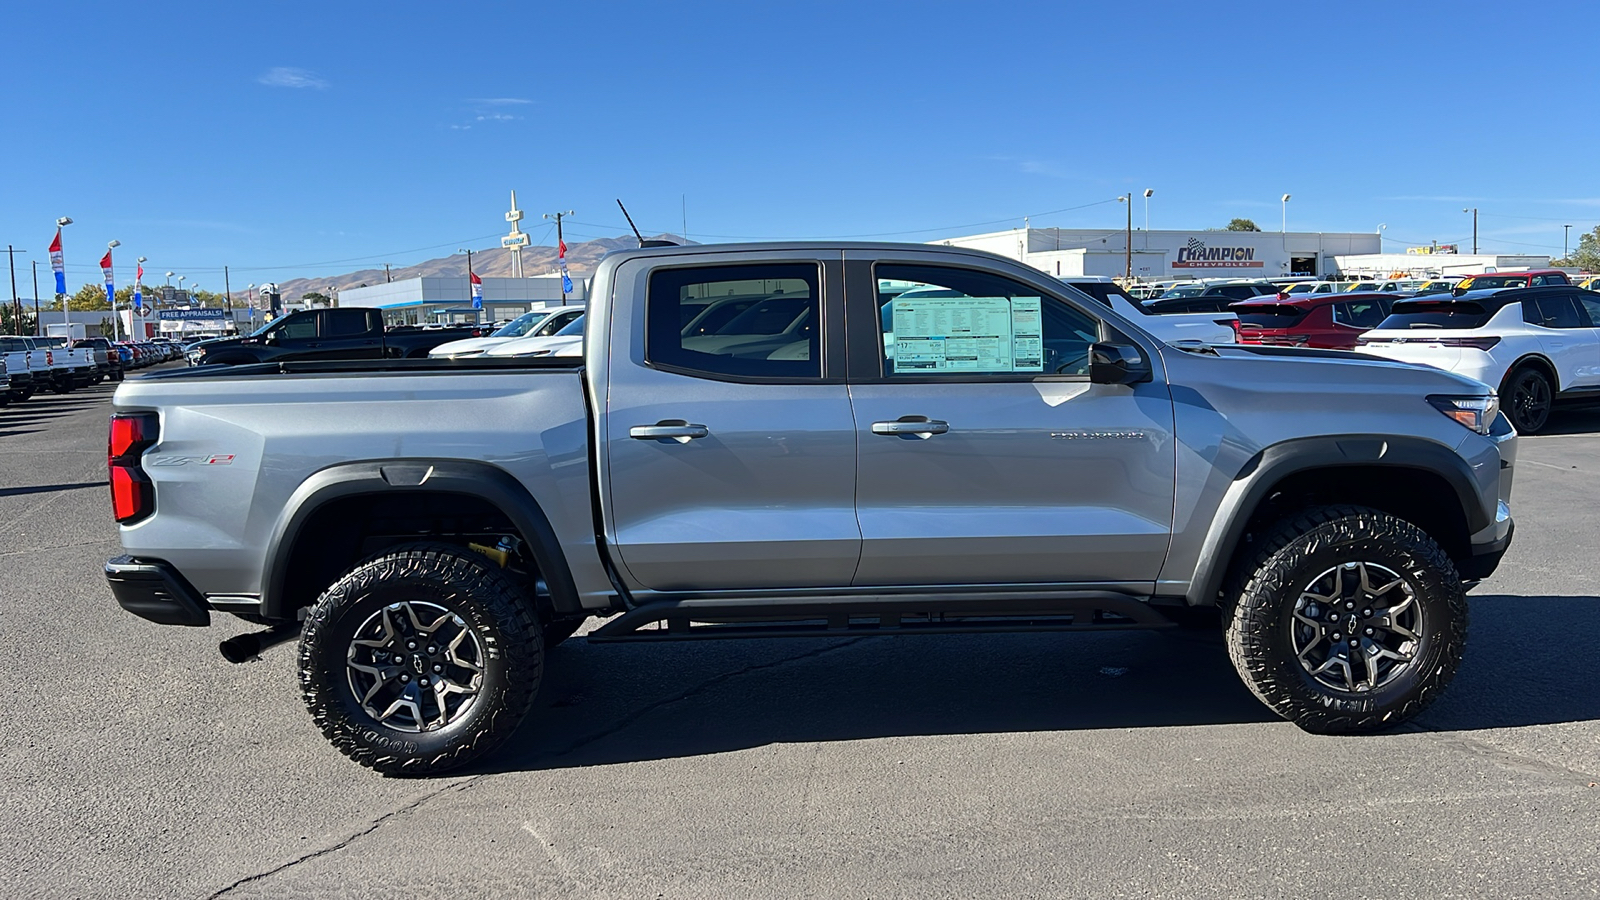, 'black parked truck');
186,308,491,366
